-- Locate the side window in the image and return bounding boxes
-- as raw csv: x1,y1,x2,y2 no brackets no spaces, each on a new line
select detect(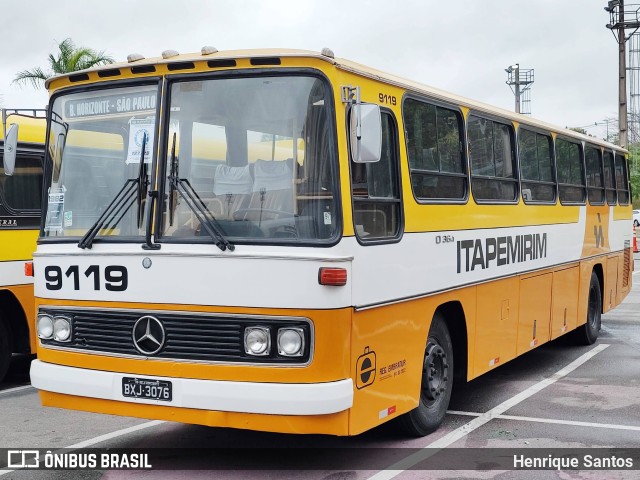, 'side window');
403,98,466,201
351,111,402,241
614,153,630,205
0,150,43,212
555,138,585,204
468,115,518,202
585,145,605,205
518,128,555,203
603,151,617,205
